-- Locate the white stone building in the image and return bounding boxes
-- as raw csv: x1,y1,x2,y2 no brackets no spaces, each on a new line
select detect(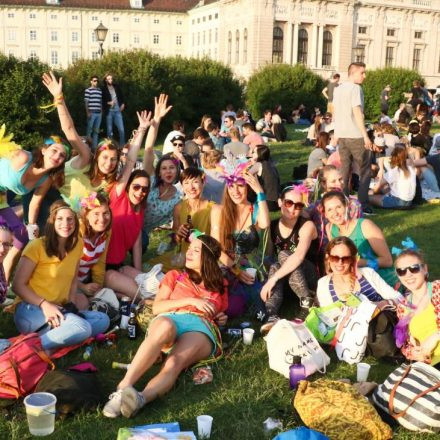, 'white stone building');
1,0,439,86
